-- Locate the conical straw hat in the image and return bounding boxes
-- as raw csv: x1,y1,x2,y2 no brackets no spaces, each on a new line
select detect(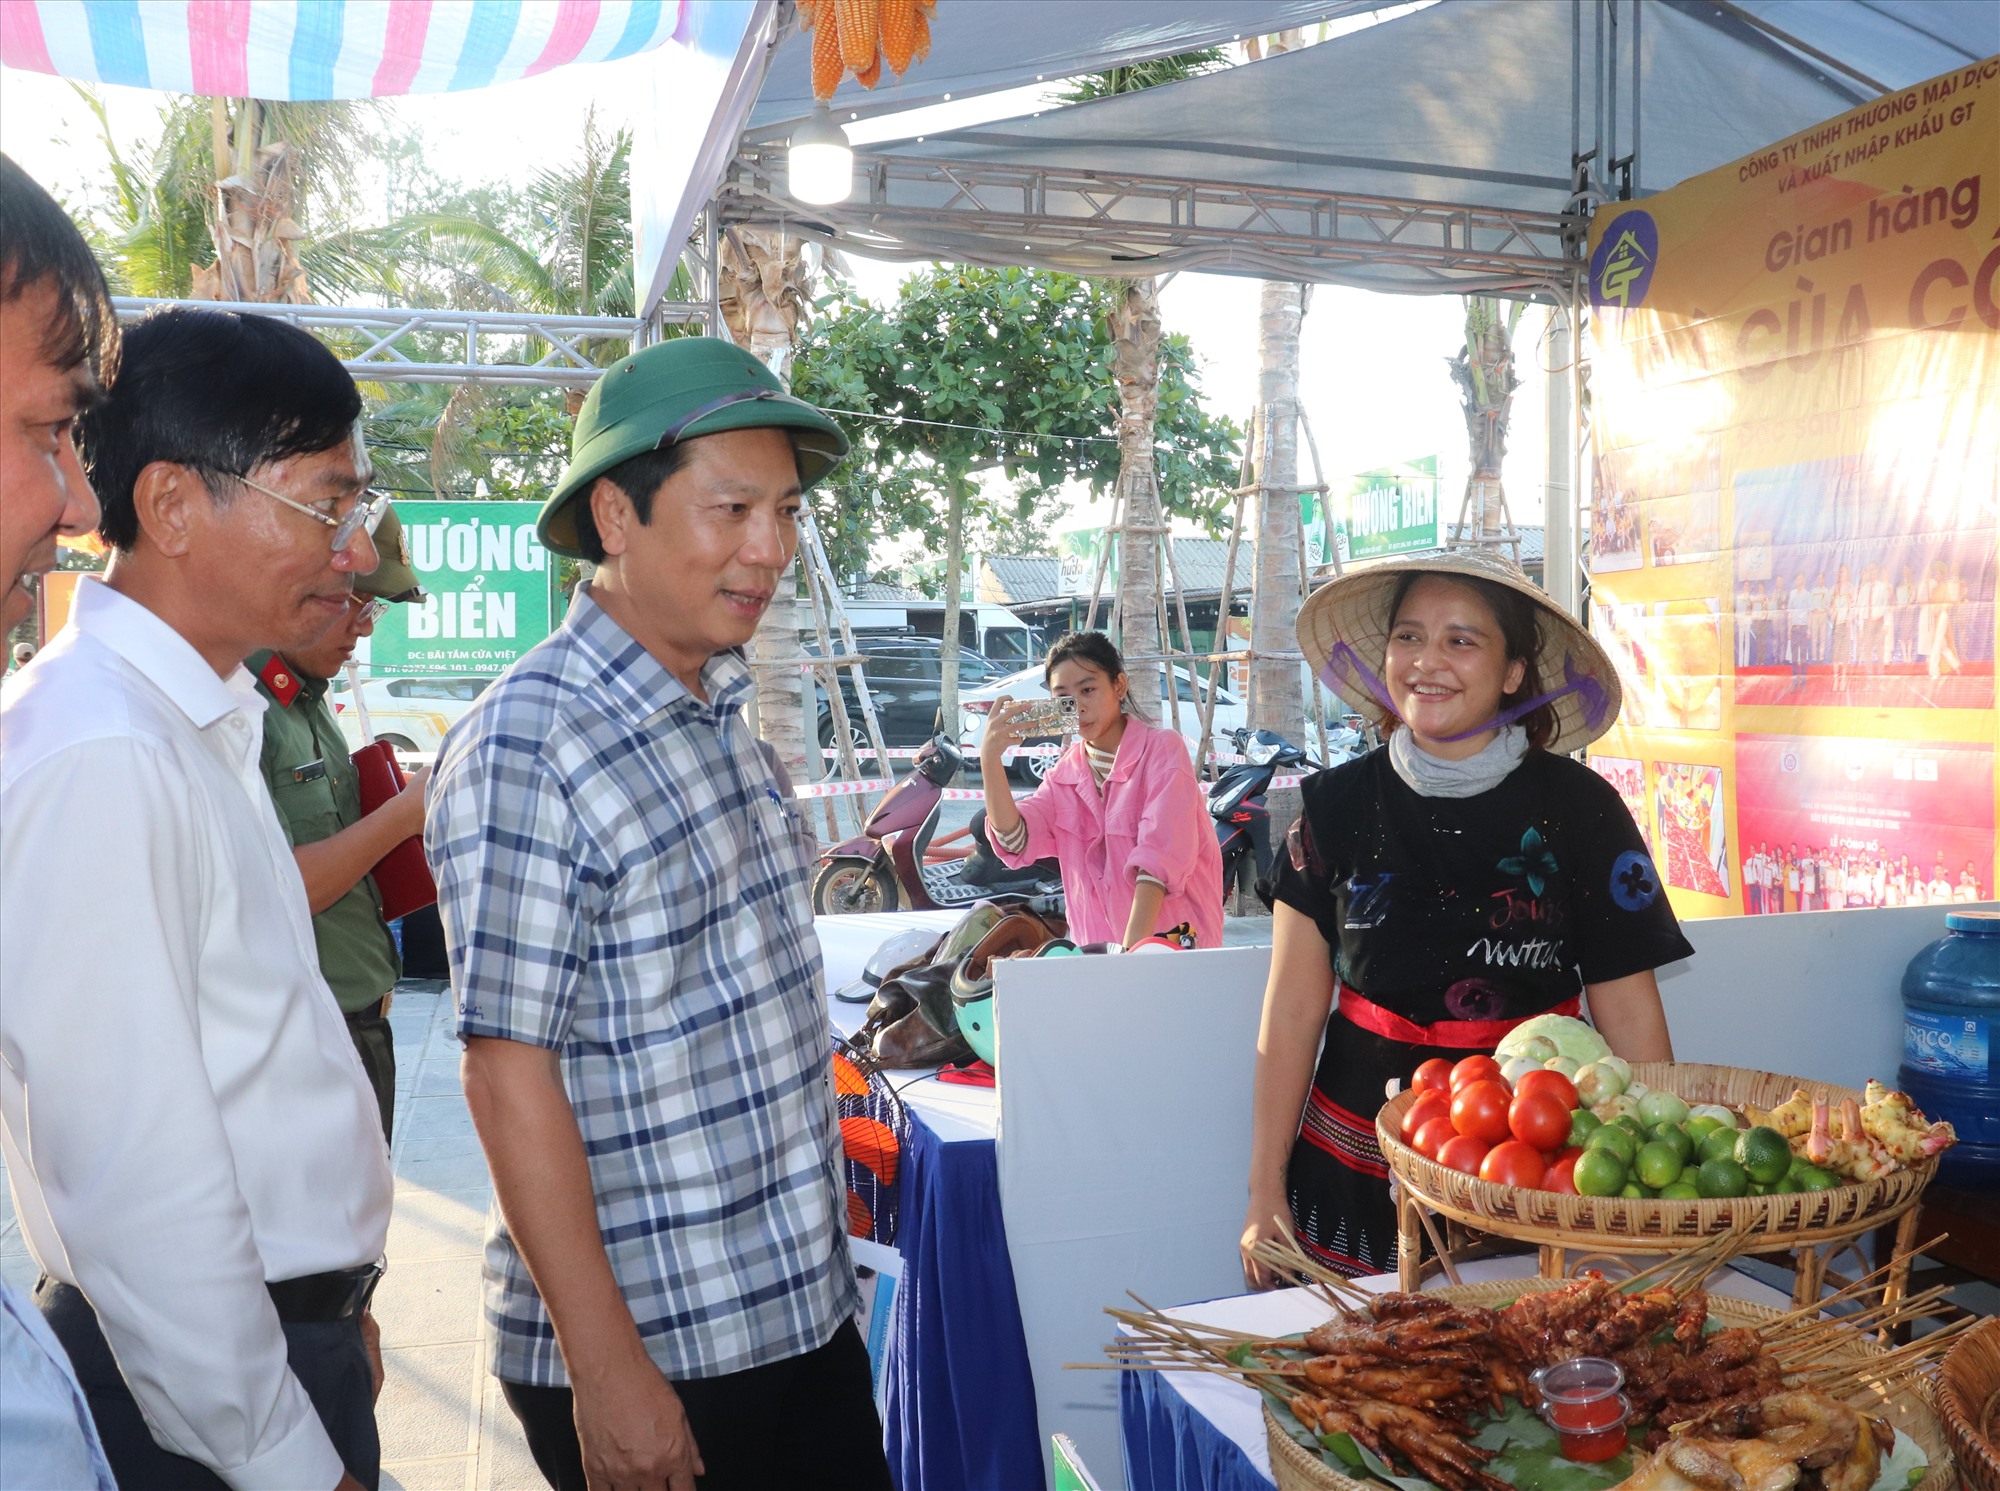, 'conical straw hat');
1295,547,1622,755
